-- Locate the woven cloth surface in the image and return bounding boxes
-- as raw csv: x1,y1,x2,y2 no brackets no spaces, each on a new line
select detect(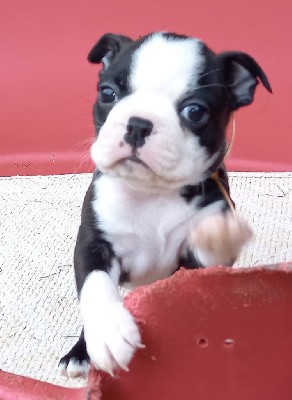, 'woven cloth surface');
1,172,291,387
